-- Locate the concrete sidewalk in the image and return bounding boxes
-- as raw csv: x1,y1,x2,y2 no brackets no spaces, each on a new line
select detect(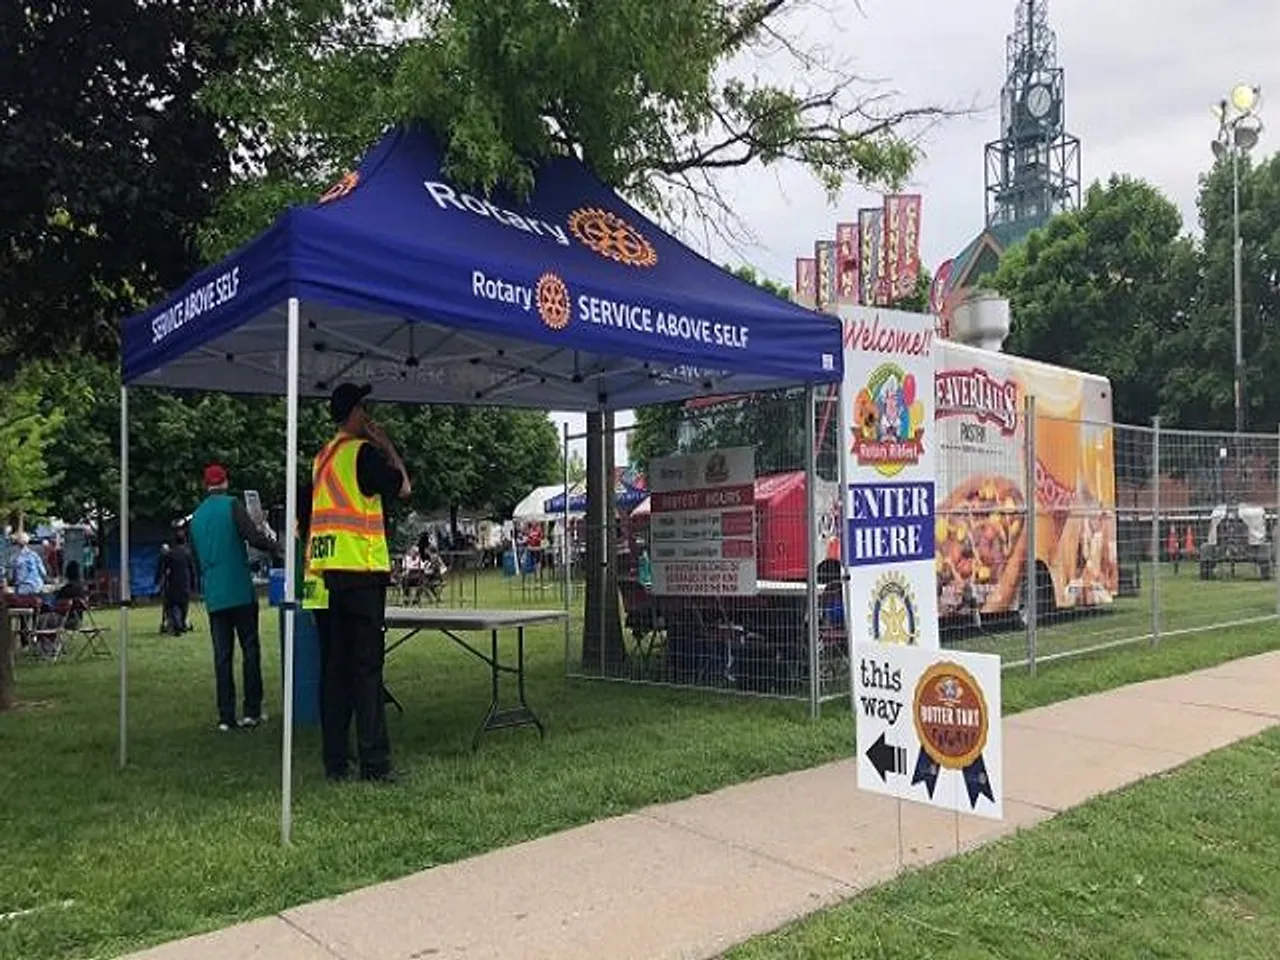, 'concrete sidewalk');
127,651,1280,960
